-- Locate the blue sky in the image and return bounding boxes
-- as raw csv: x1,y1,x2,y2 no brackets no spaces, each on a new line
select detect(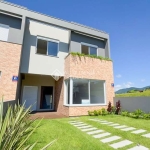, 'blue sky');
7,0,150,91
